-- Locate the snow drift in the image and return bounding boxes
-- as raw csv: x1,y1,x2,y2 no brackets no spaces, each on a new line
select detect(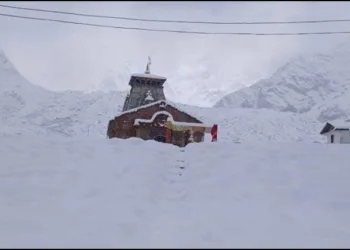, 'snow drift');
0,136,349,248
